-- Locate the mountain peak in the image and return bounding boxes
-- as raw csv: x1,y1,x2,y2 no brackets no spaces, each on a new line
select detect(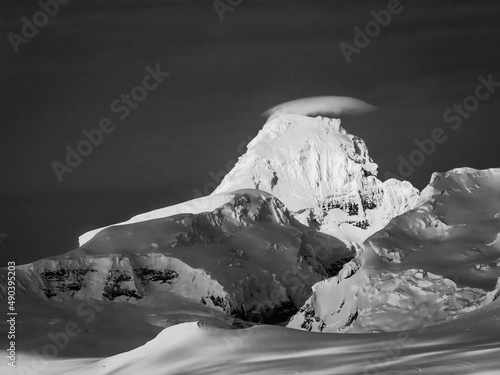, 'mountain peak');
214,115,378,210
214,114,418,243
79,114,419,246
